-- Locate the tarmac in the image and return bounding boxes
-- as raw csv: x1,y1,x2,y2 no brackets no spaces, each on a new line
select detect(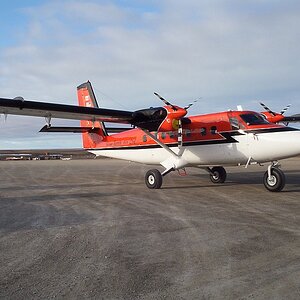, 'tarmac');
0,158,299,299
